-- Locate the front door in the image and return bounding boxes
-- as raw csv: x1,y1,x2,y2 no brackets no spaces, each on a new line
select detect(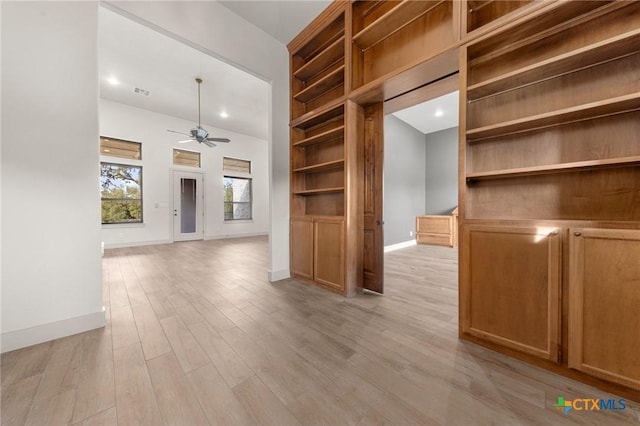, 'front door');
173,171,204,242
